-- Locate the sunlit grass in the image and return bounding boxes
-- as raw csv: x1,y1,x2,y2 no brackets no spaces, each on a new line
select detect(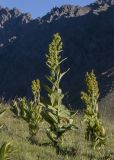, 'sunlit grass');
0,103,114,160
